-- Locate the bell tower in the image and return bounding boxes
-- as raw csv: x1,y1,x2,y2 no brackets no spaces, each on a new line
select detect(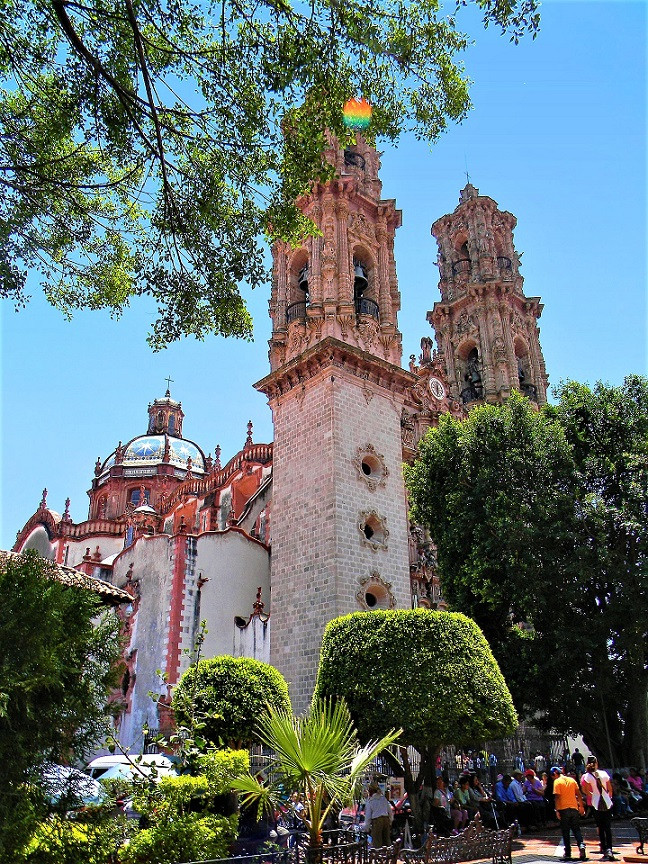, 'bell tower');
255,133,415,713
429,184,548,406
